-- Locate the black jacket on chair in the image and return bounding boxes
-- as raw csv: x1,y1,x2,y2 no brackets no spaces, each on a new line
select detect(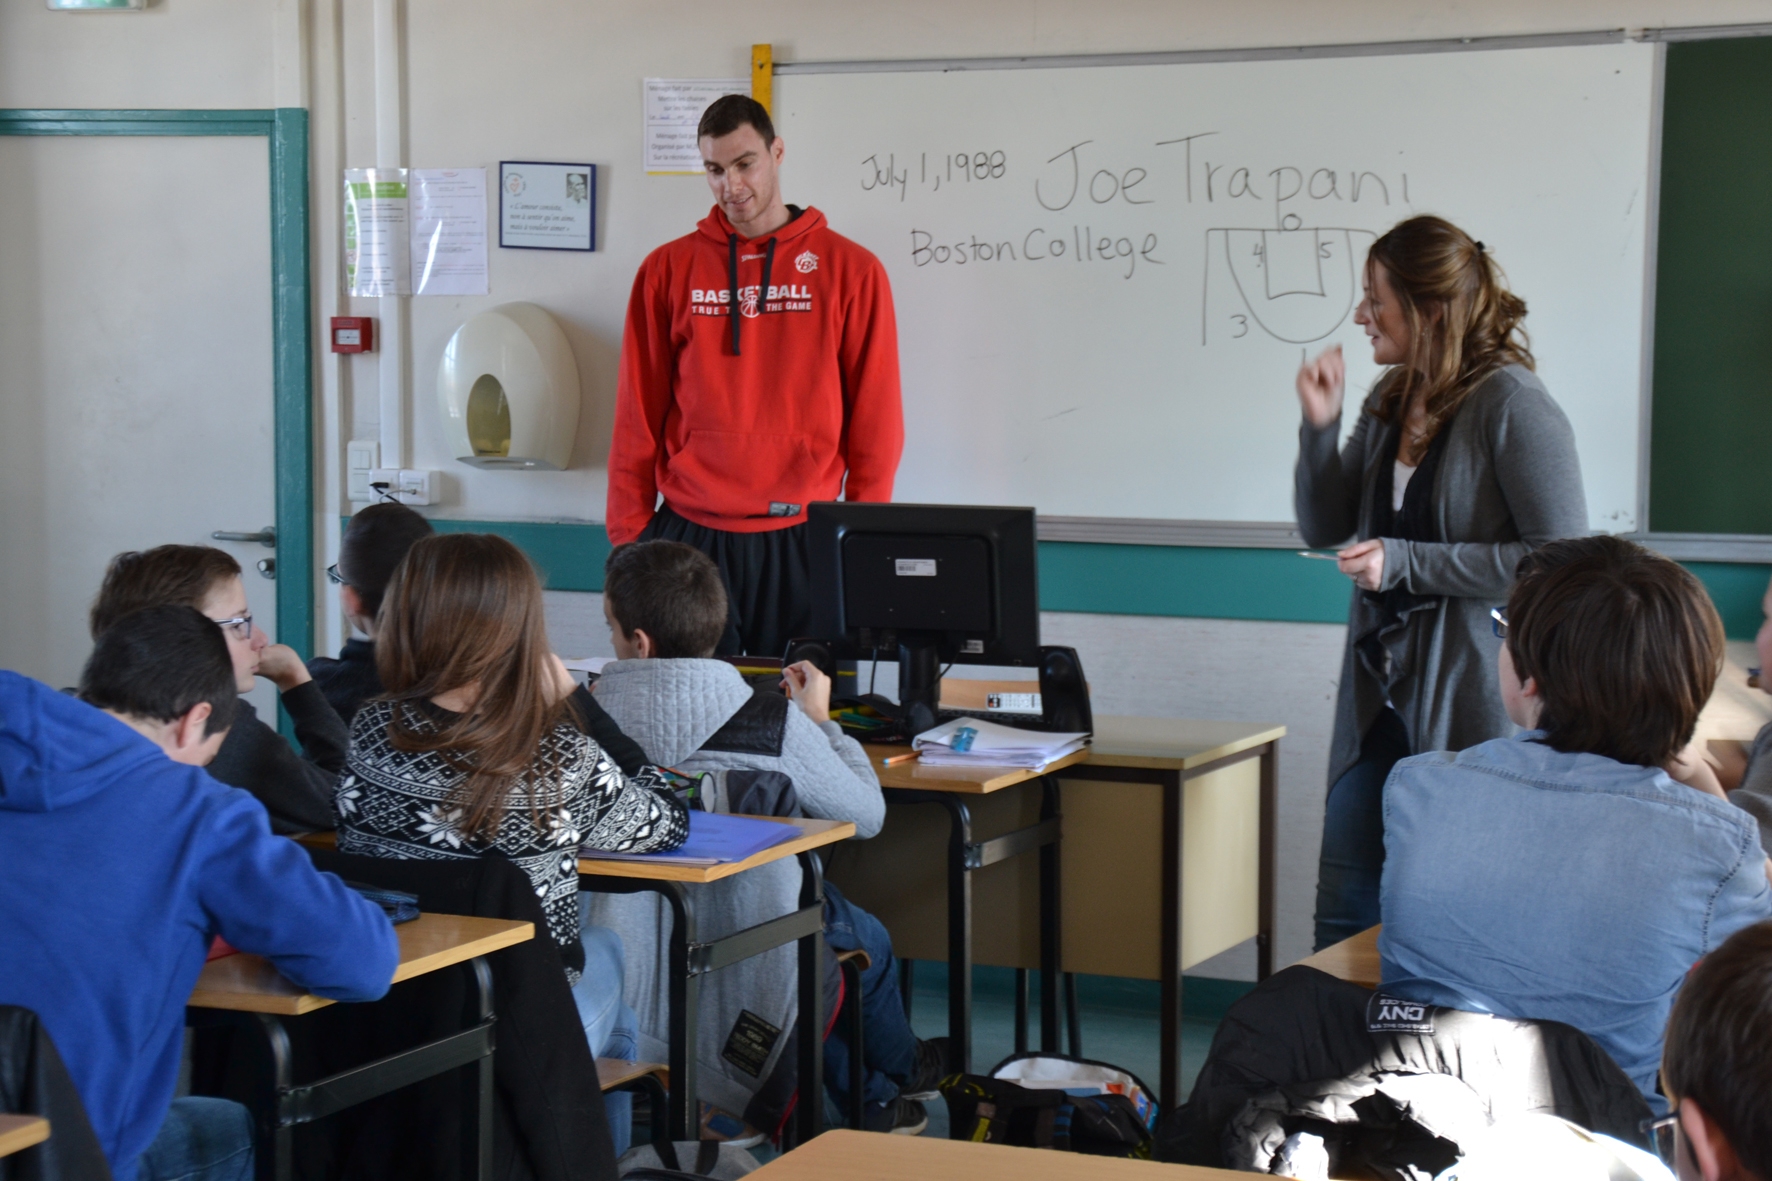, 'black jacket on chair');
1158,966,1653,1176
0,1006,112,1181
191,852,617,1181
